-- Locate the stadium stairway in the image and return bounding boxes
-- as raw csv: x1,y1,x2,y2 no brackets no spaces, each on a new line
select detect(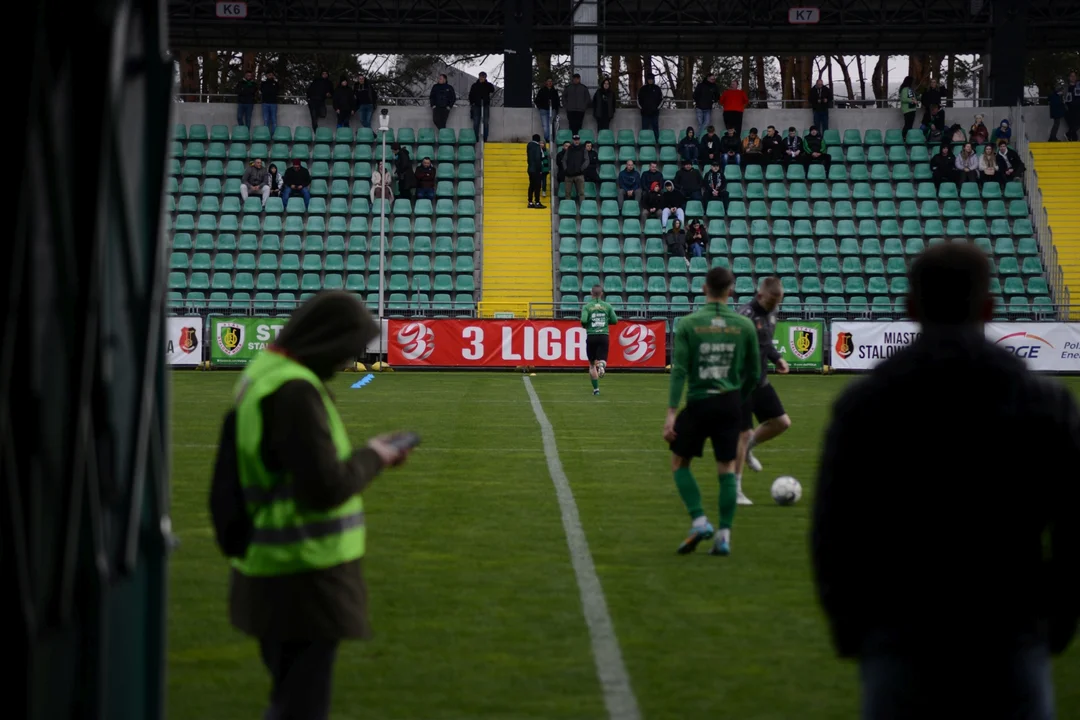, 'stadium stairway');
1029,142,1080,319
477,143,554,317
